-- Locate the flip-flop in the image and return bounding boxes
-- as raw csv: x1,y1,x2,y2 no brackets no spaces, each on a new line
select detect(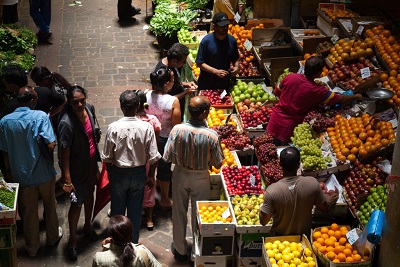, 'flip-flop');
147,222,154,231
